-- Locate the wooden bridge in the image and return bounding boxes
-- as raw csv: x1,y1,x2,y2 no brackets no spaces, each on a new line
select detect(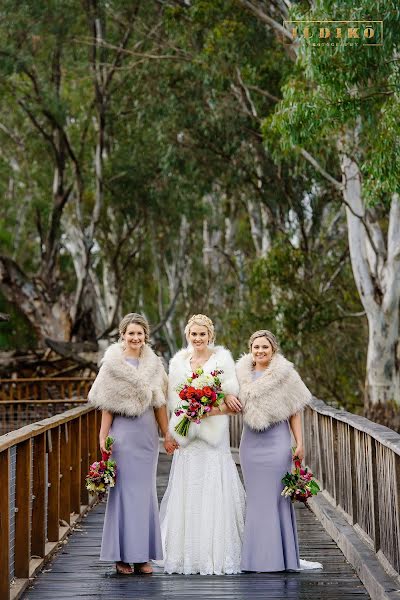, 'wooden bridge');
1,379,400,600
